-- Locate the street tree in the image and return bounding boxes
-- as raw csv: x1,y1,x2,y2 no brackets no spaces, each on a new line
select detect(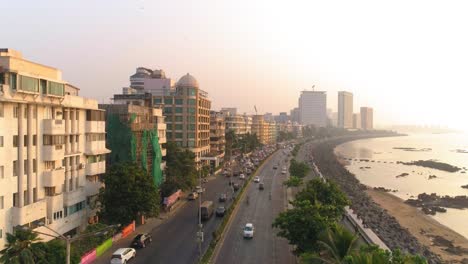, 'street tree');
283,176,303,187
289,159,311,178
100,162,160,225
0,228,44,264
164,142,197,191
